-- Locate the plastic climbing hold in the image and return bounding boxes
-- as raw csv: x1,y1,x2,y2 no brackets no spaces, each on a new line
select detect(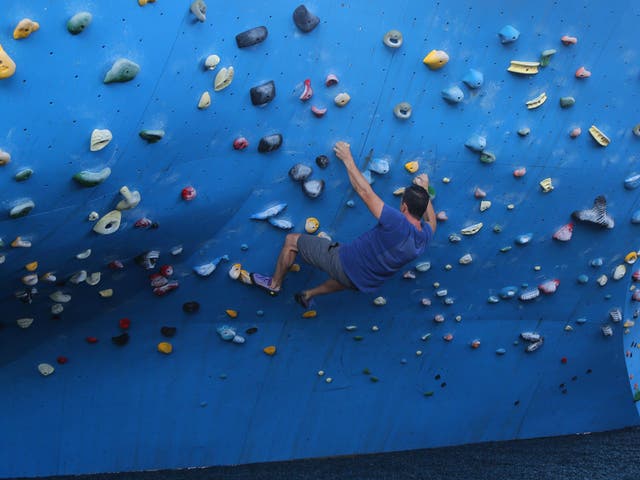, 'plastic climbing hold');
575,67,591,78
268,217,293,230
190,0,206,21
539,178,553,193
86,272,101,286
517,127,531,137
325,74,339,86
461,223,483,235
116,186,141,210
17,317,34,329
0,149,10,166
67,12,92,34
436,211,448,221
50,291,71,303
465,135,486,153
204,54,220,70
158,342,173,354
561,35,578,45
526,92,547,109
0,45,16,79
479,152,496,164
263,346,276,356
73,167,111,187
183,301,200,313
299,79,313,101
633,124,640,137
334,93,351,107
383,30,403,48
93,210,122,235
258,133,282,153
289,164,313,182
231,137,248,150
112,333,129,347
12,236,31,248
508,61,540,75
553,223,574,241
513,167,526,177
250,203,287,220
498,25,520,44
99,288,114,298
226,309,238,319
25,261,38,271
393,102,412,120
193,255,228,277
441,85,464,103
302,180,324,199
588,125,610,147
539,279,560,294
520,288,540,301
38,363,55,377
570,127,582,138
369,158,389,175
311,106,327,117
104,59,140,84
462,69,484,89
422,50,449,70
560,97,575,108
293,5,319,33
539,49,556,67
625,252,638,264
305,217,320,234
404,161,419,173
572,195,614,229
139,130,165,143
250,80,276,106
13,168,31,181
90,129,112,151
624,174,640,190
214,67,234,91
597,274,608,286
500,286,518,299
459,254,473,265
631,211,640,224
13,19,40,40
236,26,268,48
515,233,532,245
474,187,487,199
480,201,491,212
613,264,627,280
76,249,91,260
181,186,197,201
9,200,35,219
